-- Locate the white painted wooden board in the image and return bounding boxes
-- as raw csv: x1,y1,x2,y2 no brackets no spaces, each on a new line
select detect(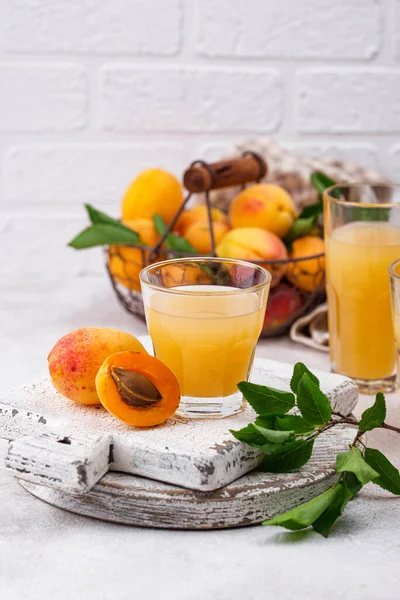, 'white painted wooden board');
18,426,355,530
0,355,358,493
